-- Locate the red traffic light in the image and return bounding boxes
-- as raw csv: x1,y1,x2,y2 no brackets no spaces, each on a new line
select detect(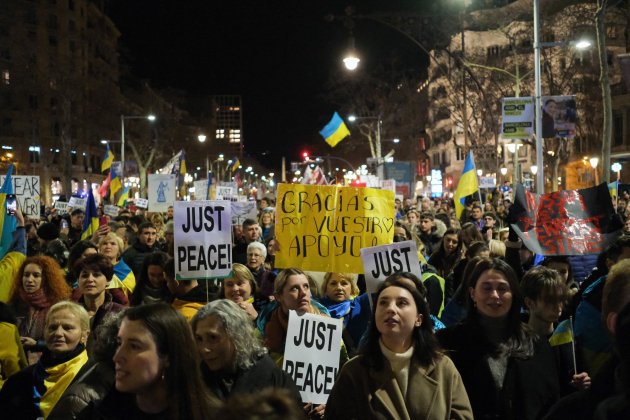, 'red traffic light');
302,151,309,160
